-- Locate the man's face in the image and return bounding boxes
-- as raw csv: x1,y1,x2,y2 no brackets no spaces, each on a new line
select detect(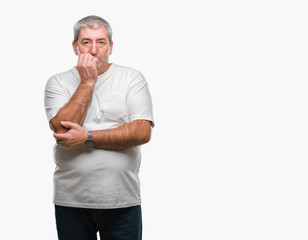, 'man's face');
73,27,113,74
